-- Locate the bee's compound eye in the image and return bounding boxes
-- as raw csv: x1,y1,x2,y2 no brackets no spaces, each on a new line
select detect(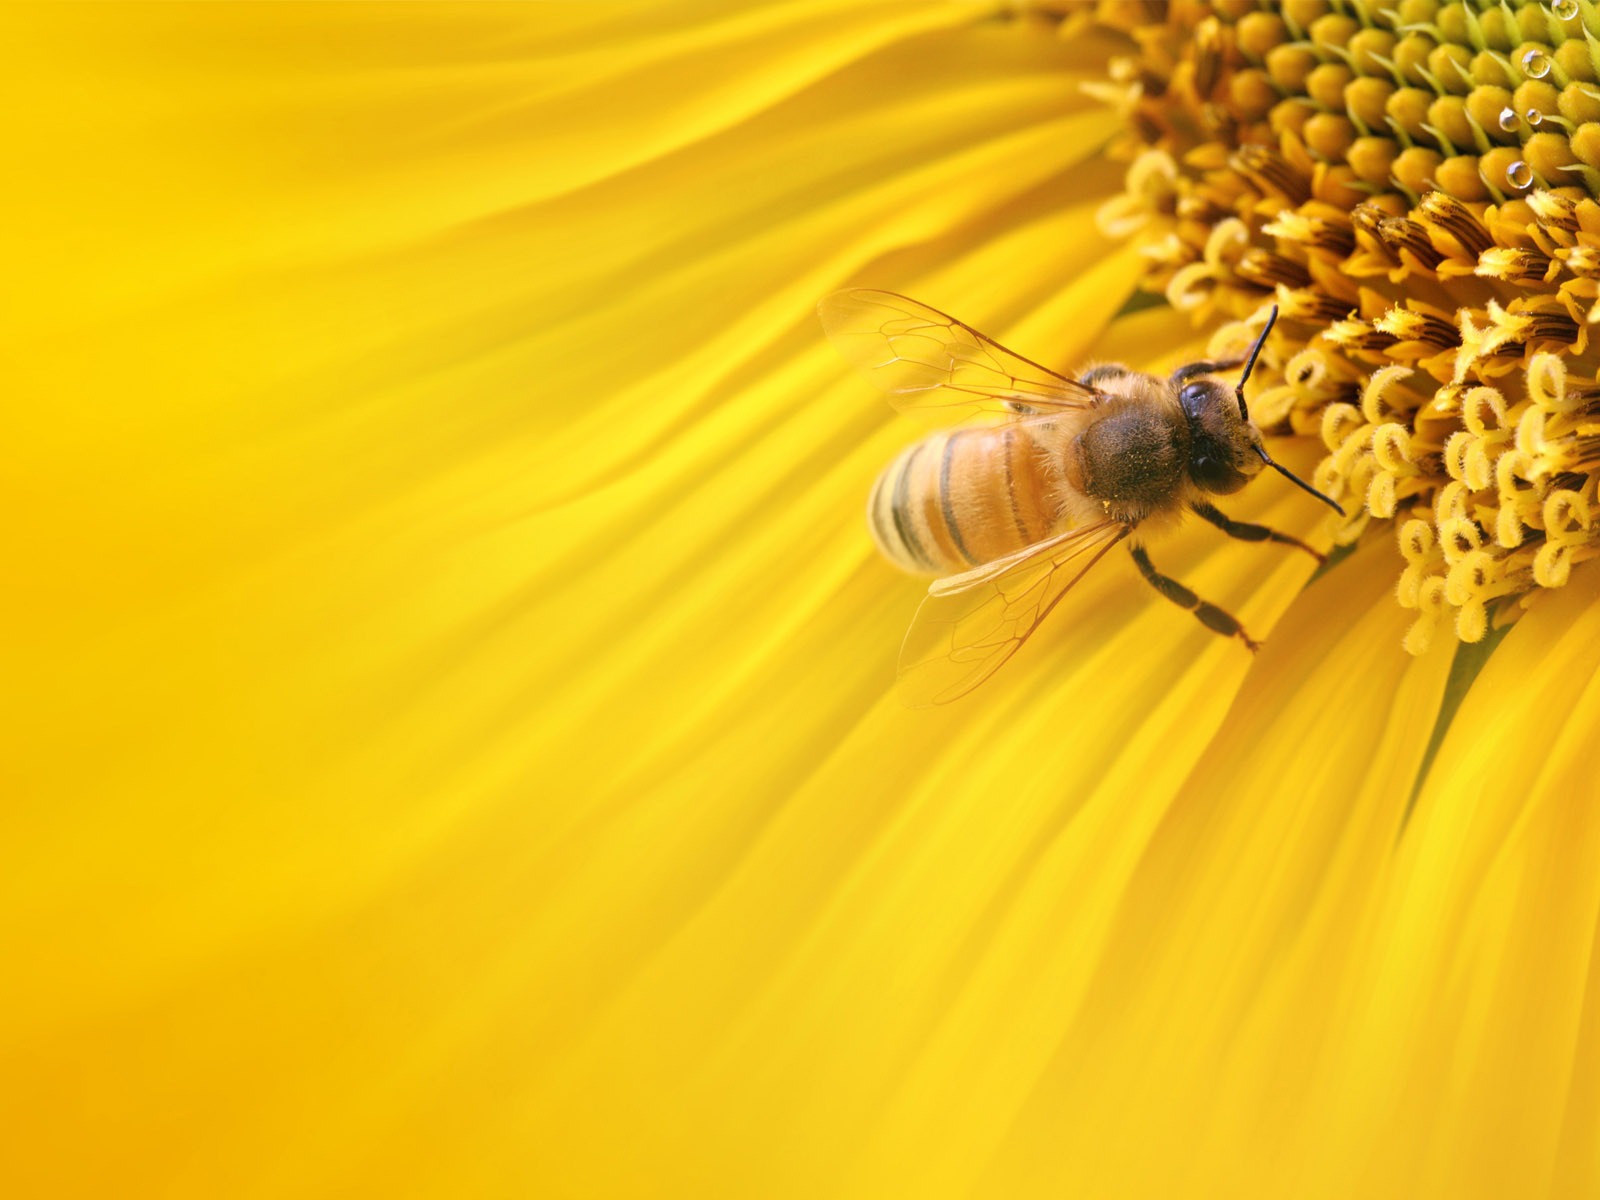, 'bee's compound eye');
1179,381,1208,414
1192,450,1249,495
